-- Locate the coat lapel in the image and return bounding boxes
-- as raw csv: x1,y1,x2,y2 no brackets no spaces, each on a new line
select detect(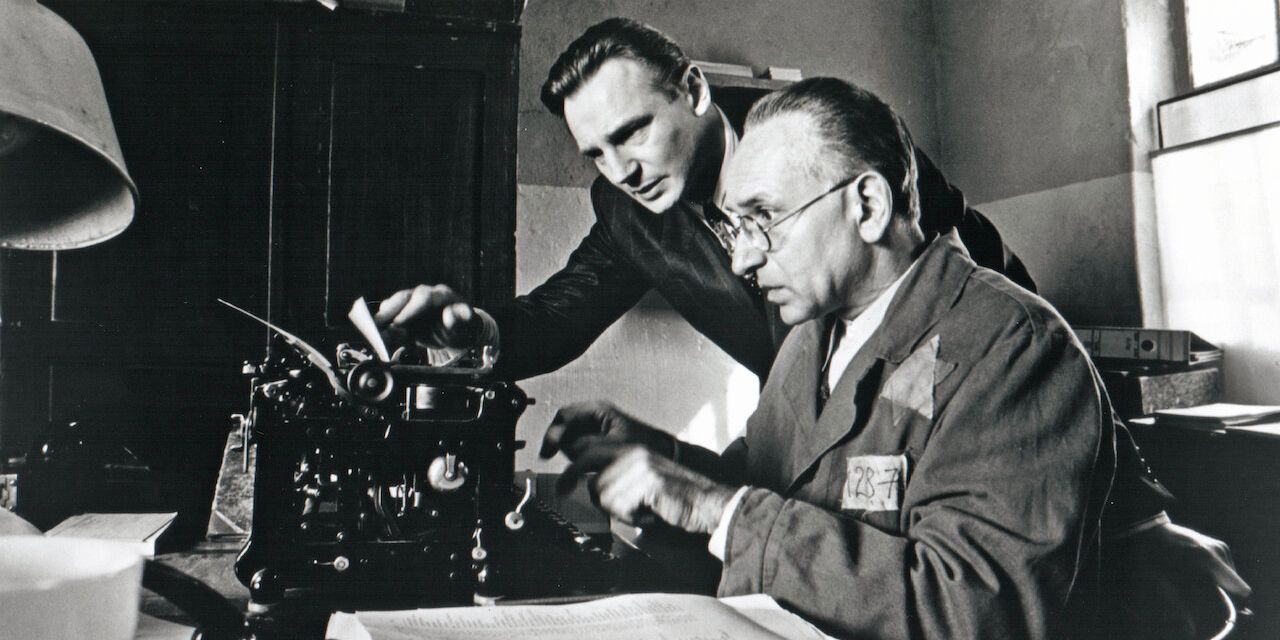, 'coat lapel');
785,343,885,493
652,200,782,378
745,320,820,490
